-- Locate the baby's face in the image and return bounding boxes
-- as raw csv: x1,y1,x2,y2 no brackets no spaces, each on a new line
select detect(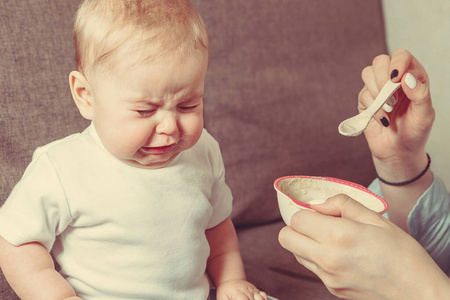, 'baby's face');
89,52,208,168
